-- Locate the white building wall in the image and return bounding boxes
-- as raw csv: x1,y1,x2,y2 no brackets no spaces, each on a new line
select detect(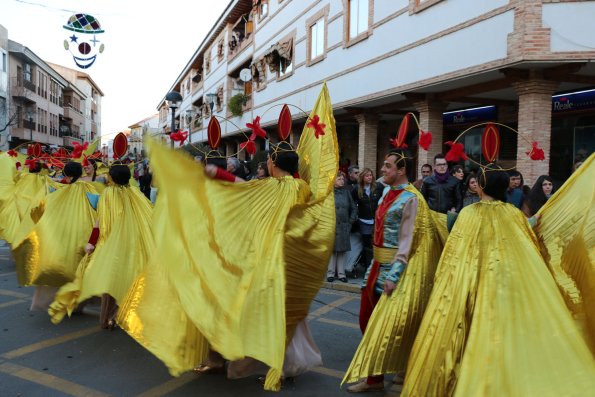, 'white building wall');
543,2,595,52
